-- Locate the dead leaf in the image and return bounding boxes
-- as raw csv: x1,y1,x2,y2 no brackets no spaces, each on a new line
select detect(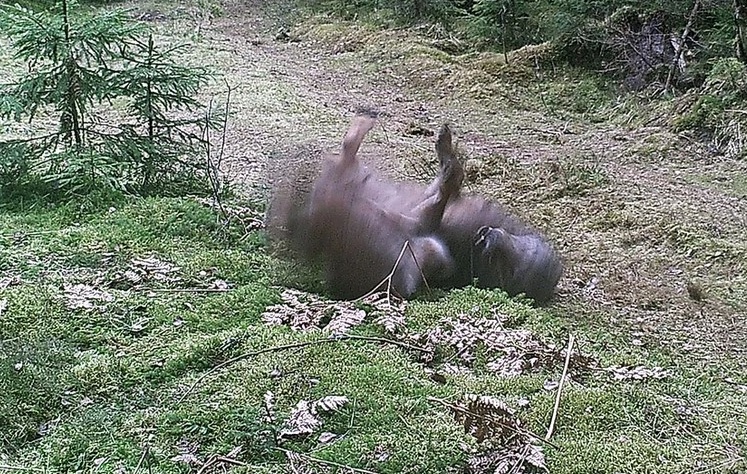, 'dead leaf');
171,440,201,466
363,292,407,334
372,444,391,462
262,391,276,424
0,275,20,289
63,284,114,310
426,369,447,384
194,197,264,231
437,394,547,473
323,307,366,336
423,312,552,376
314,395,348,412
454,394,516,443
261,289,367,335
280,400,322,438
170,452,201,465
130,256,181,280
211,279,230,290
112,256,181,288
279,396,349,439
318,432,337,444
606,365,670,381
